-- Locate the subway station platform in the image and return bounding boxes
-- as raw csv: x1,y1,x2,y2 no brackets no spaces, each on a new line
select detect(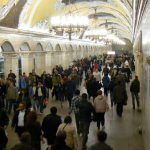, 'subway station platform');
6,81,144,150
1,1,150,150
